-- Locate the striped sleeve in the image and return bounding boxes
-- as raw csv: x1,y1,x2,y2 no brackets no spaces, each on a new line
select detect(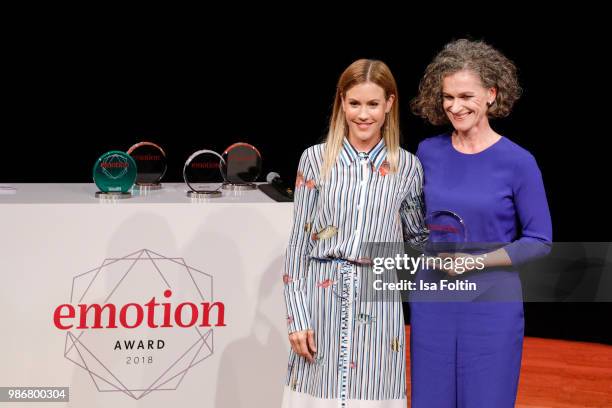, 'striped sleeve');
283,148,318,334
400,155,428,251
